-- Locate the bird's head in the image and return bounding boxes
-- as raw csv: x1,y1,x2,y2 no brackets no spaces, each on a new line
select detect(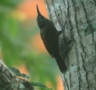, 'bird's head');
36,5,48,29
